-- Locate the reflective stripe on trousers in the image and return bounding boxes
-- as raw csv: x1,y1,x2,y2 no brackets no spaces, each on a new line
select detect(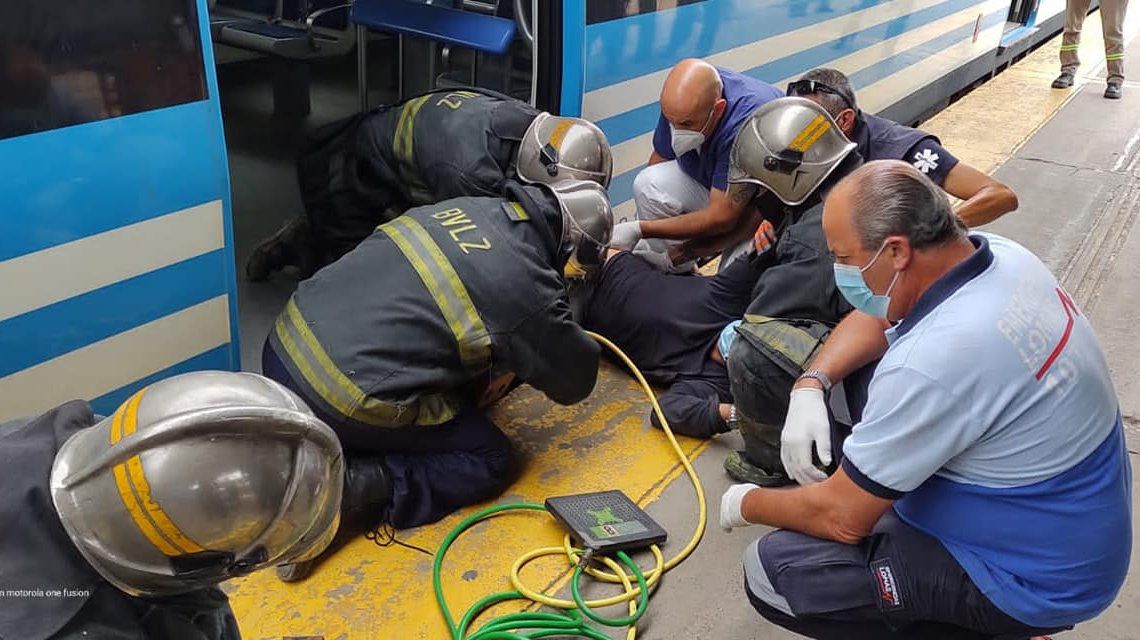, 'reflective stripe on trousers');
1061,0,1129,81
